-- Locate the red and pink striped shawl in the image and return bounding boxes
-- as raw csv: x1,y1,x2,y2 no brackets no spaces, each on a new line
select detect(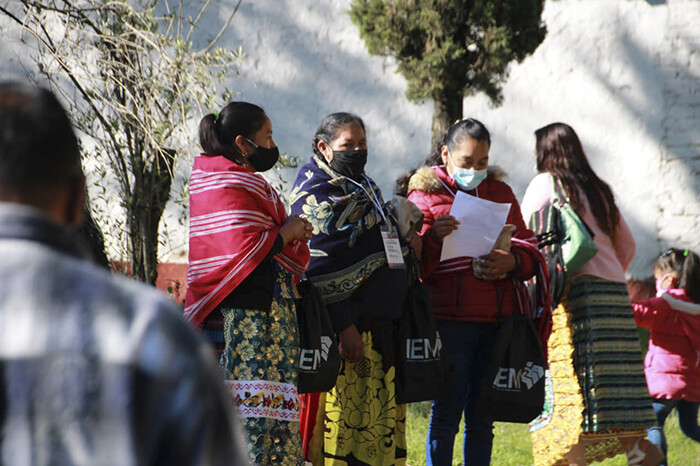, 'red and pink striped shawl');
184,154,310,326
